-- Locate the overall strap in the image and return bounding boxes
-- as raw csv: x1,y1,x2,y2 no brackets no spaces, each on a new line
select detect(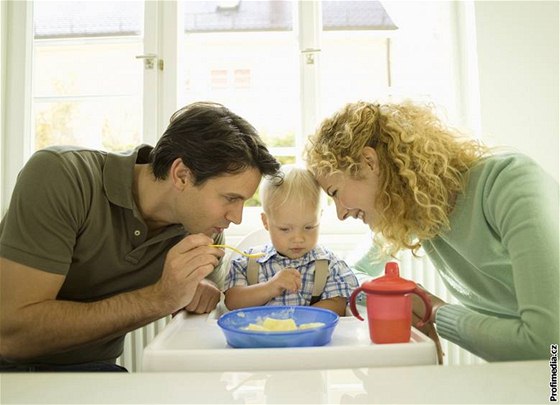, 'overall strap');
247,257,259,285
247,257,329,305
310,259,329,305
